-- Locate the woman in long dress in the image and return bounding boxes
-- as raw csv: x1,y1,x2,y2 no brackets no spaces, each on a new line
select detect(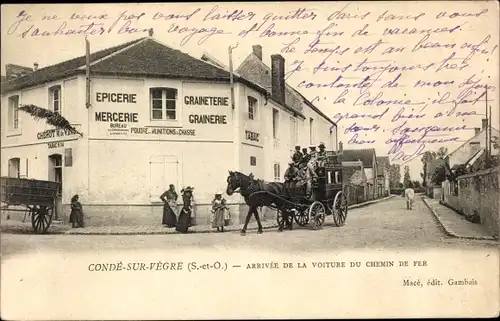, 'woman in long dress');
176,186,194,233
160,184,178,227
69,194,84,228
211,192,227,232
